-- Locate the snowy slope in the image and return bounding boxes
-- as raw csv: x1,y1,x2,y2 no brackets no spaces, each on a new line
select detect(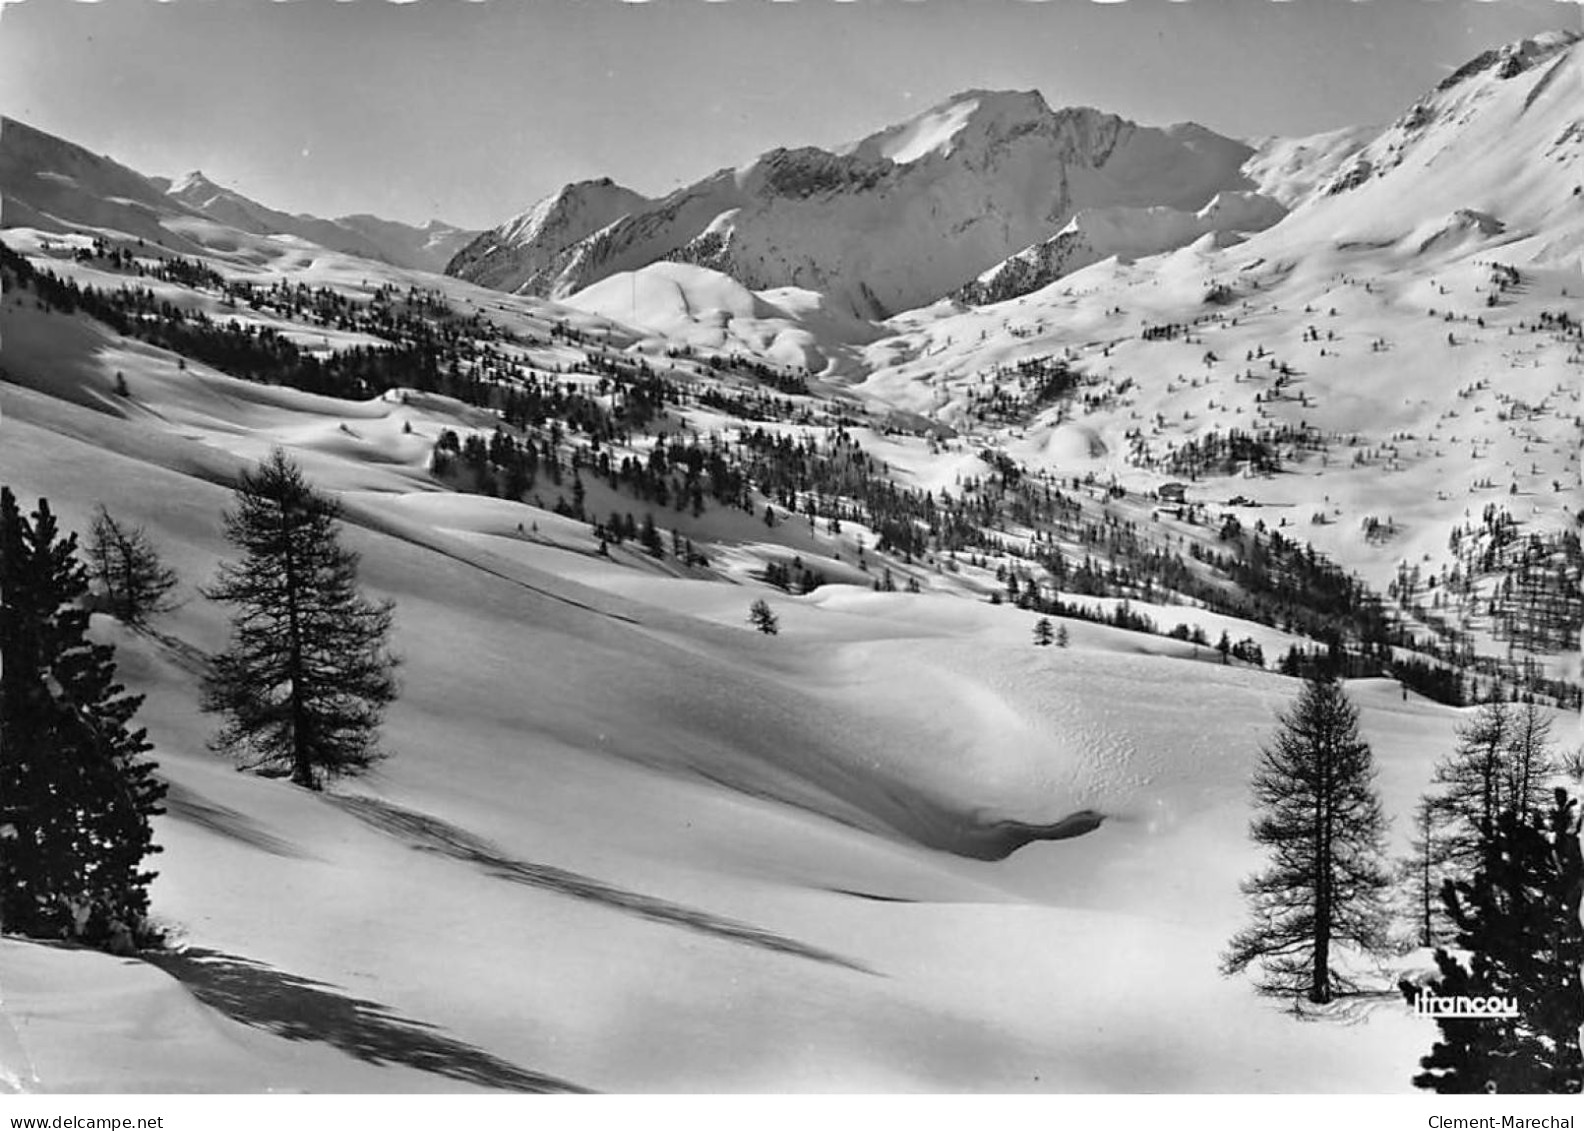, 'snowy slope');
449,92,1256,317
560,261,884,375
959,190,1288,306
0,377,1472,1091
444,178,652,293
